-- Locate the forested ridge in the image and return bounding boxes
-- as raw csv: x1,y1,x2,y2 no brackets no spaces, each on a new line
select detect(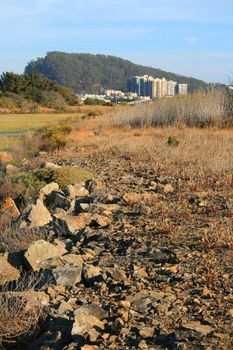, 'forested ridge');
25,51,209,93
